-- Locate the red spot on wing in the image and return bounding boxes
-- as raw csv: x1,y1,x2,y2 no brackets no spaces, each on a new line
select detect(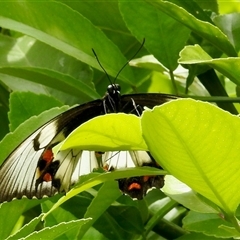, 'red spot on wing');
43,173,52,182
42,149,54,163
128,182,141,191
